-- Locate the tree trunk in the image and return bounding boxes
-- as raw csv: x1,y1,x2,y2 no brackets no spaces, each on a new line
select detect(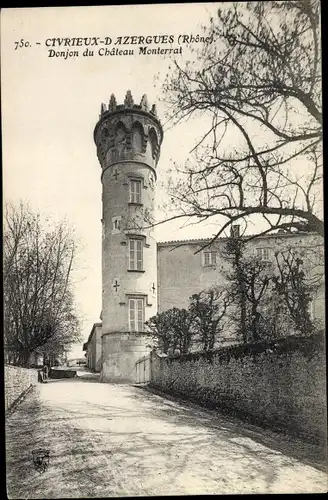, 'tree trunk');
250,307,260,342
240,291,247,343
19,347,31,367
